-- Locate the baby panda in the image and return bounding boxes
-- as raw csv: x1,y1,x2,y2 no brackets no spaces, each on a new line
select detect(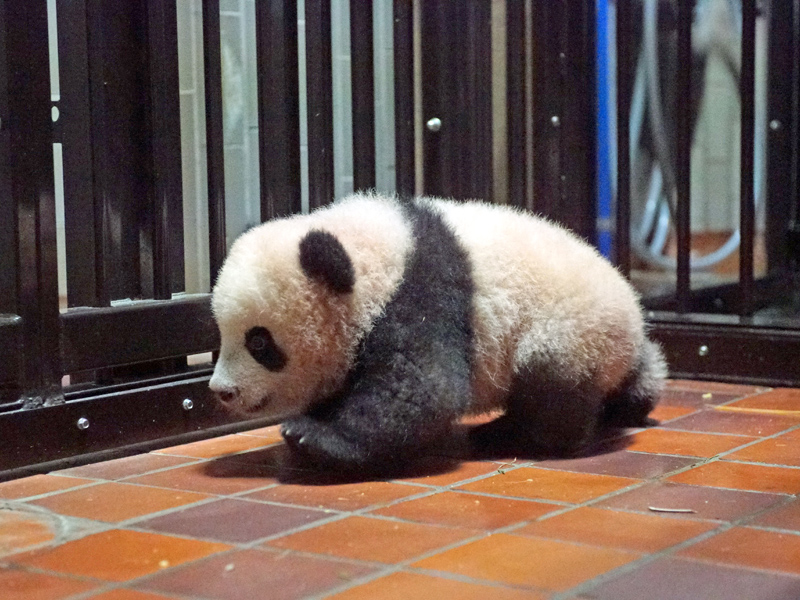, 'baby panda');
209,192,666,471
